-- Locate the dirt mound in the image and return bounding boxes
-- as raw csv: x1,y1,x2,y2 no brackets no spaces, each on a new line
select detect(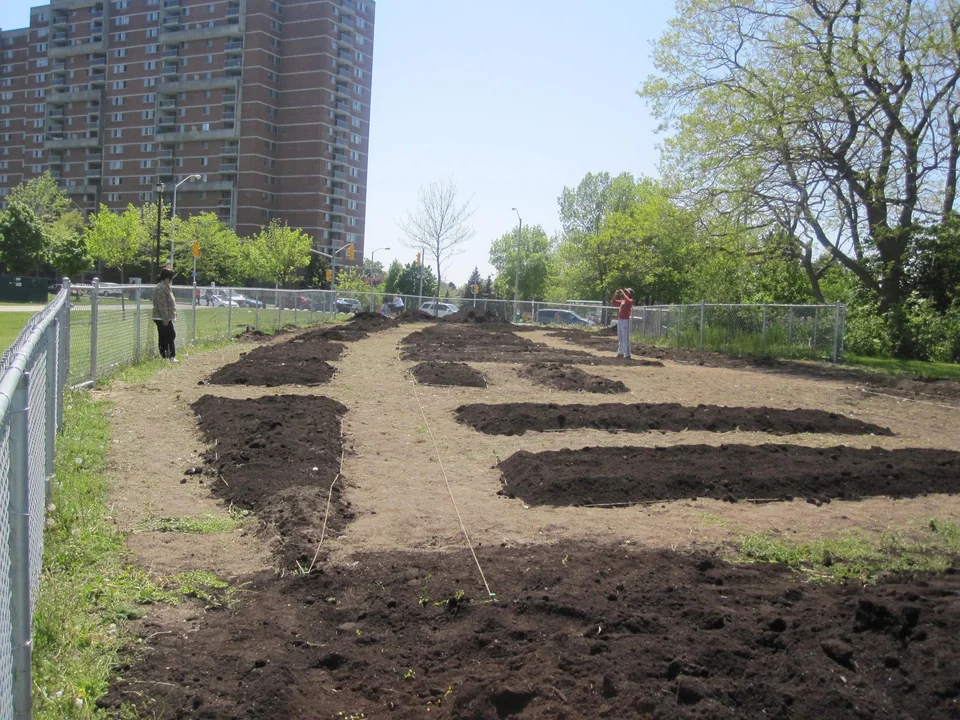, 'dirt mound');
517,362,630,393
206,338,344,386
299,313,399,343
401,324,632,365
549,328,960,405
234,324,297,342
101,542,960,720
411,361,487,388
458,402,892,436
442,307,508,324
498,444,960,506
397,309,437,323
191,395,349,566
